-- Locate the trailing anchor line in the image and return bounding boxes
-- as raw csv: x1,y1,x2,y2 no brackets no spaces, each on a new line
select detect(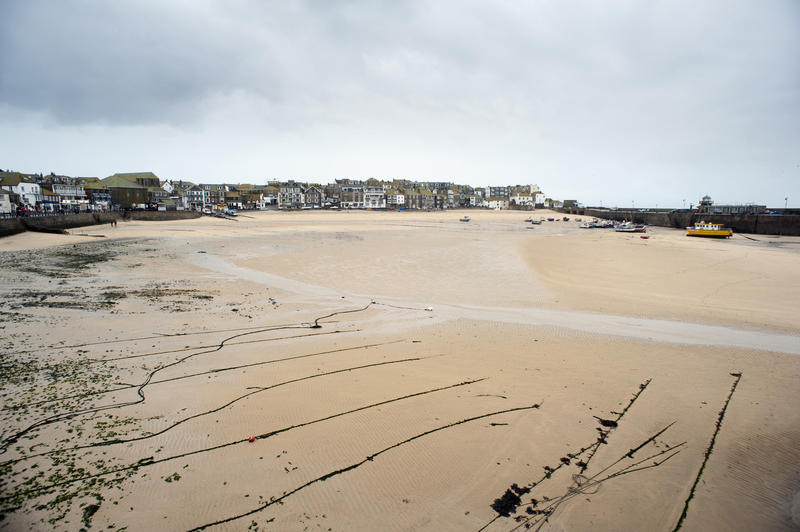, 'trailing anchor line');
0,301,421,455
0,378,485,506
188,404,541,531
672,372,742,531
